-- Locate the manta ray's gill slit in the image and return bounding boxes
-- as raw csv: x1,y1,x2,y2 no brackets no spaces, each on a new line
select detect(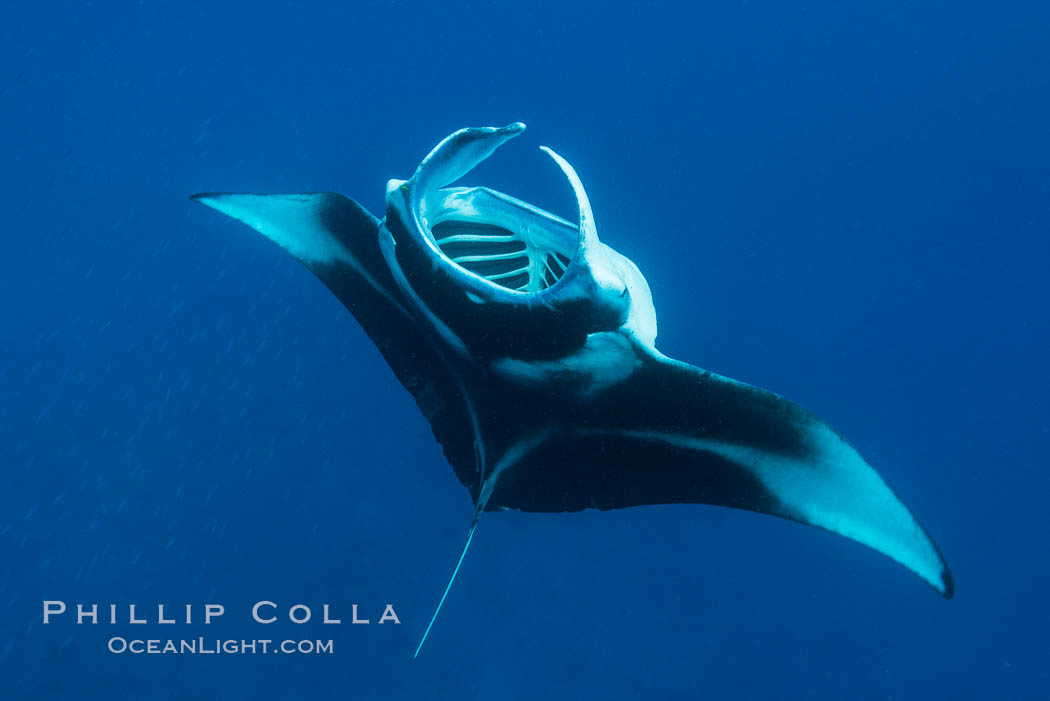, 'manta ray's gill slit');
543,257,558,287
454,255,530,276
542,252,571,287
431,219,569,293
439,239,526,257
